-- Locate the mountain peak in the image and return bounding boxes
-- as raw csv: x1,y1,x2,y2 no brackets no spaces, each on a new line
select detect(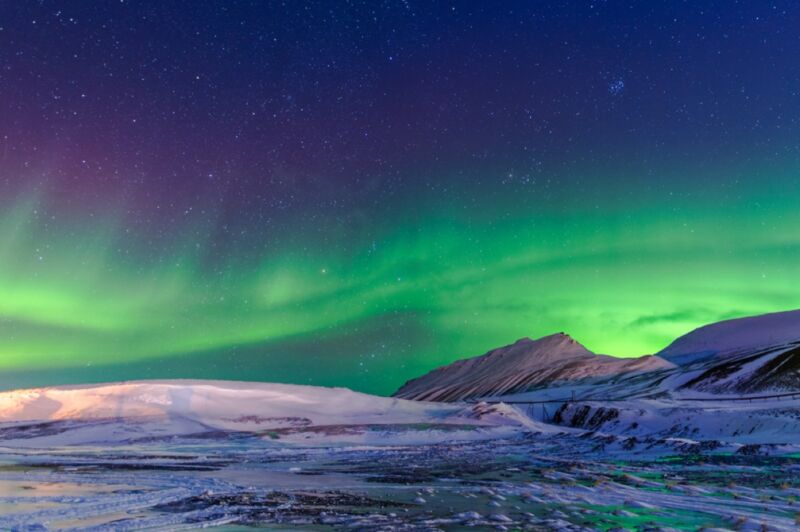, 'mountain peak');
393,332,604,401
394,309,800,403
548,331,581,344
483,332,594,366
511,332,582,347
